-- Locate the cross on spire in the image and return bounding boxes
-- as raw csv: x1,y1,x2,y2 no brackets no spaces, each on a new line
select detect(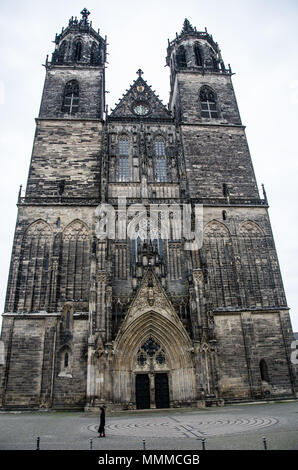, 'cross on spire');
81,8,90,20
136,69,144,77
